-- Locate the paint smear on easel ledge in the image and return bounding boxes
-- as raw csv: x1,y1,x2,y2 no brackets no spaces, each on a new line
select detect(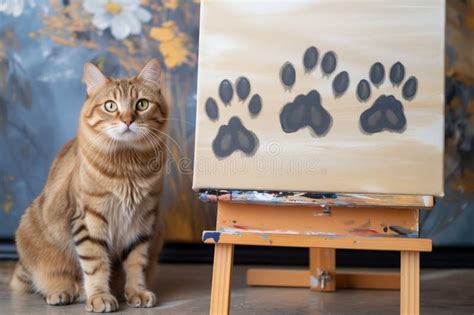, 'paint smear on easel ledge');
198,189,430,208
